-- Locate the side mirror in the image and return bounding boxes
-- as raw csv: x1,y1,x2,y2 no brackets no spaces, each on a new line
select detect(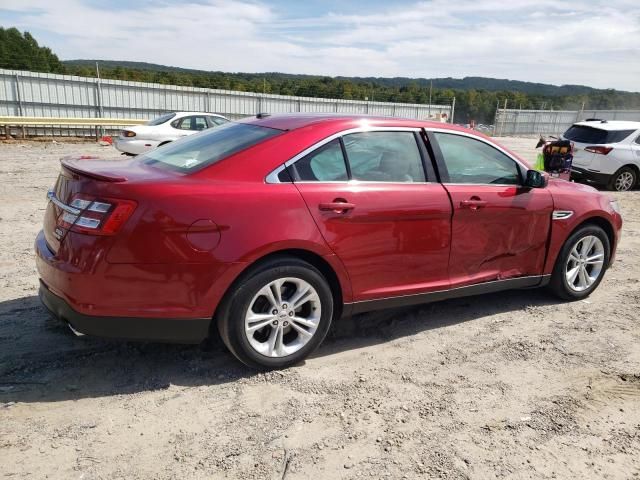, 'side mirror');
524,169,548,188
